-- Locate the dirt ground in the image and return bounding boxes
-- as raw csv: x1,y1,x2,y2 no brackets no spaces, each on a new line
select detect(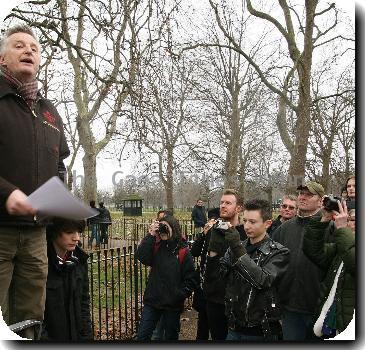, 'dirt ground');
179,306,198,340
